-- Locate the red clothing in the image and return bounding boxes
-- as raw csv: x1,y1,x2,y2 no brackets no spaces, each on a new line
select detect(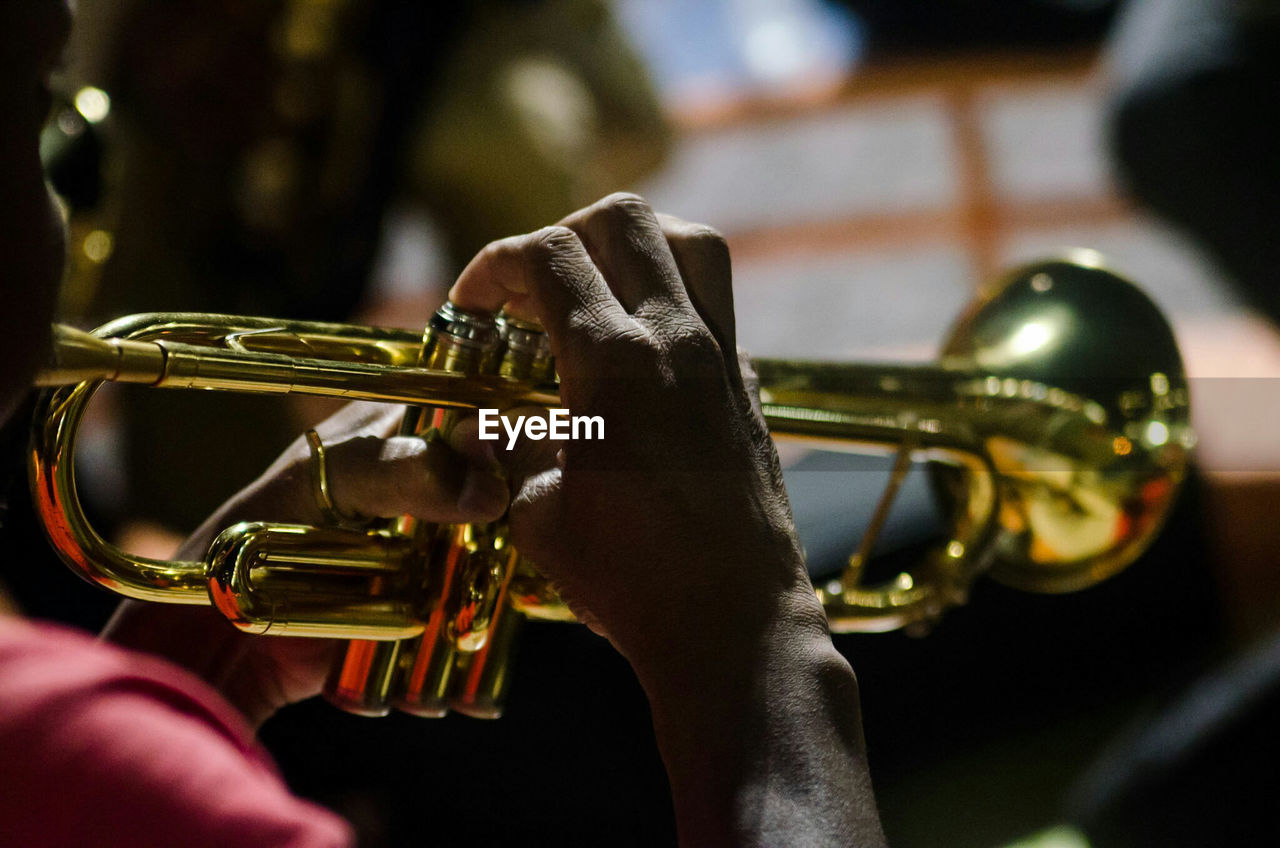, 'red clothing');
0,616,353,847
